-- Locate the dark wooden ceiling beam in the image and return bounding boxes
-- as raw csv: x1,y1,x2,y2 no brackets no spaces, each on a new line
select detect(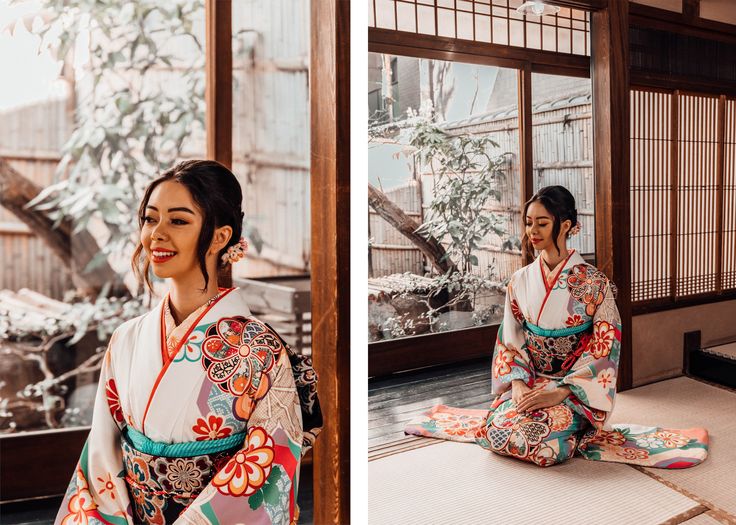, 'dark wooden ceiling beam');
630,3,736,45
